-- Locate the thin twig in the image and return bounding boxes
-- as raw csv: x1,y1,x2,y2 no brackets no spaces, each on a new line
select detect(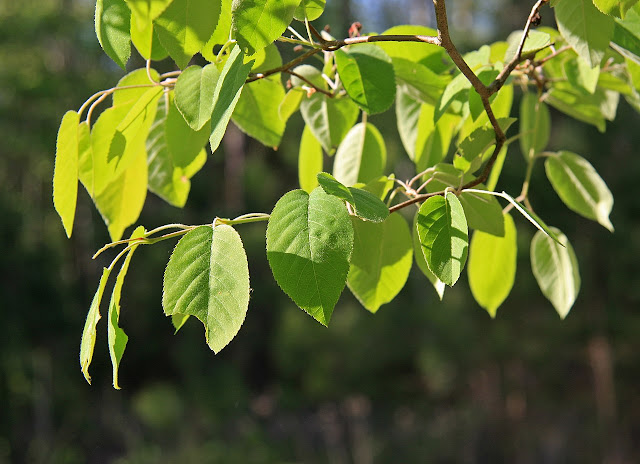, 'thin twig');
389,191,444,213
489,0,549,95
285,70,335,97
